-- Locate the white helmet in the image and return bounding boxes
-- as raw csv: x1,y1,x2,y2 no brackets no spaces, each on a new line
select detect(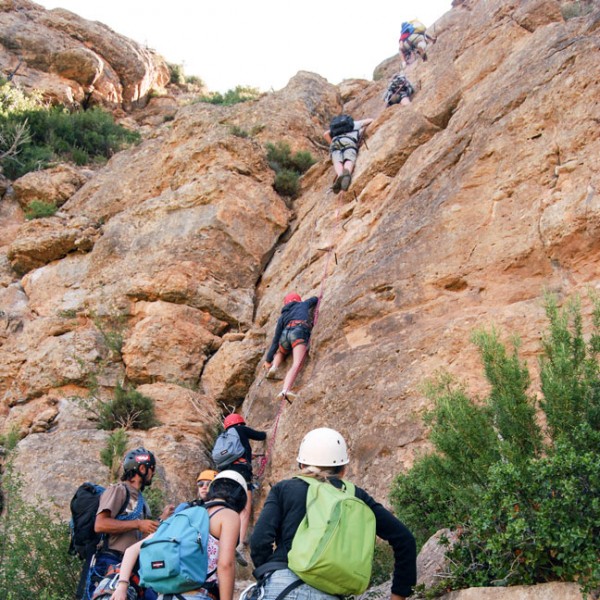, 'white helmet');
296,428,349,467
212,470,248,492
